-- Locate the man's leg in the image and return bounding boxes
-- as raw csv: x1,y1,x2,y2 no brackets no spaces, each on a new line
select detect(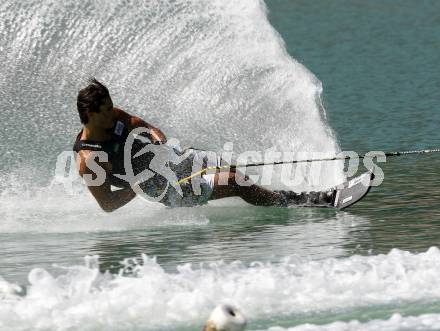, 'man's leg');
209,169,285,206
208,169,334,207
